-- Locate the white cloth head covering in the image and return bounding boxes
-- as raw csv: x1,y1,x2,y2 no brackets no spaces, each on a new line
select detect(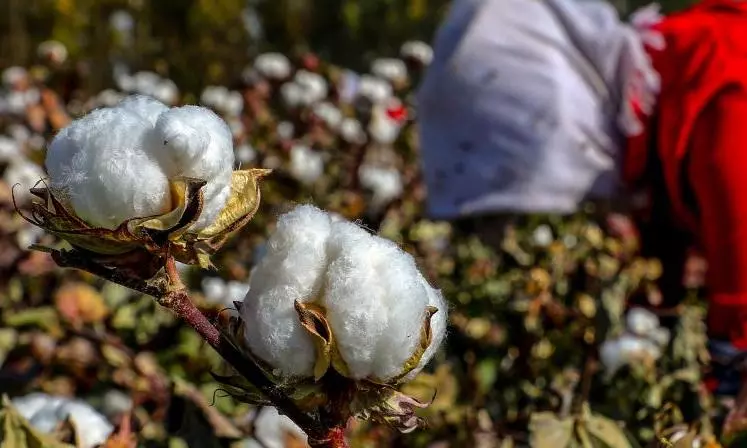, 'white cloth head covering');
417,0,660,219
